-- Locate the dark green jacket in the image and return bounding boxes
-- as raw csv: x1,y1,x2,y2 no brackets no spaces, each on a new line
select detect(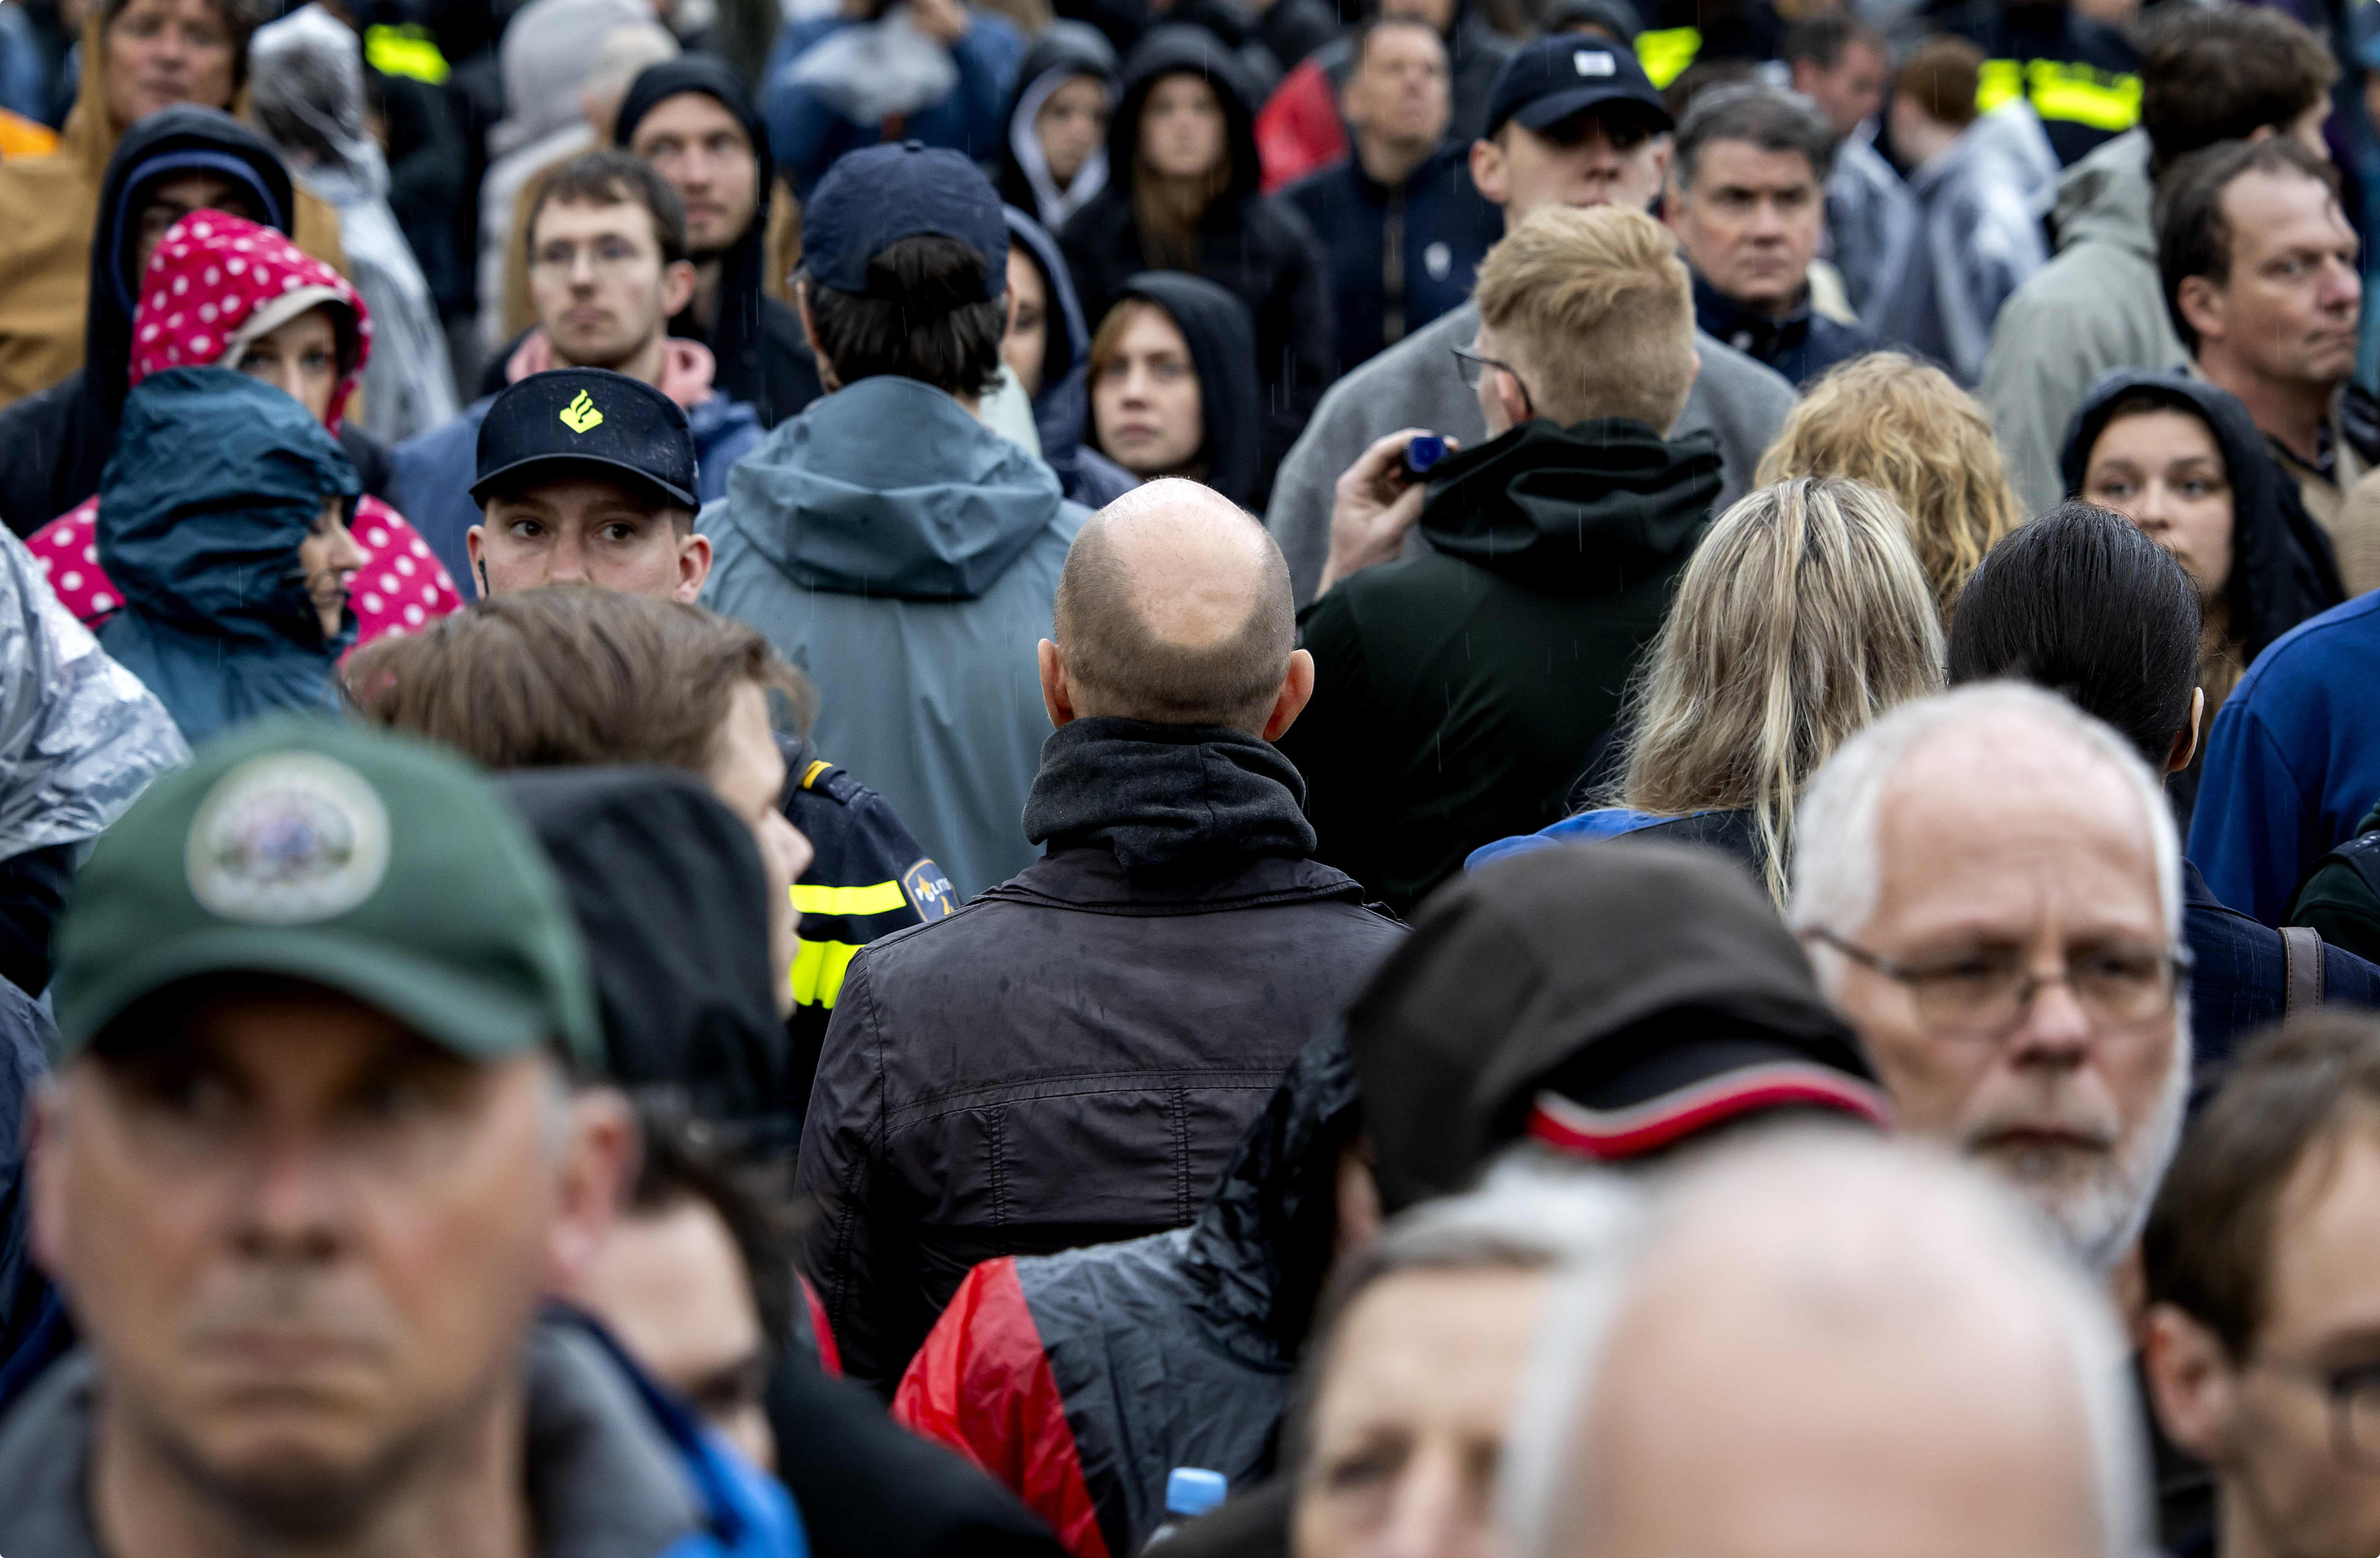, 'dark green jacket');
1278,417,1719,914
